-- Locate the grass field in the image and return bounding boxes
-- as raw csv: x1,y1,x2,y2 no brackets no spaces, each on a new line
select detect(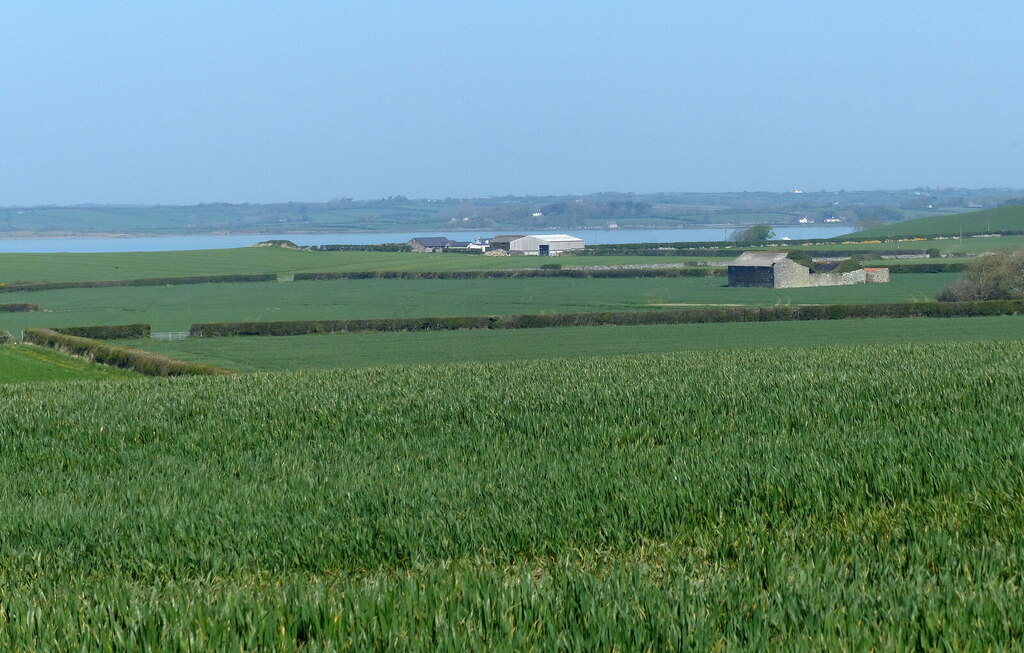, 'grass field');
852,204,1024,239
123,314,1024,371
0,247,730,283
2,342,1024,648
0,273,956,334
0,344,136,382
